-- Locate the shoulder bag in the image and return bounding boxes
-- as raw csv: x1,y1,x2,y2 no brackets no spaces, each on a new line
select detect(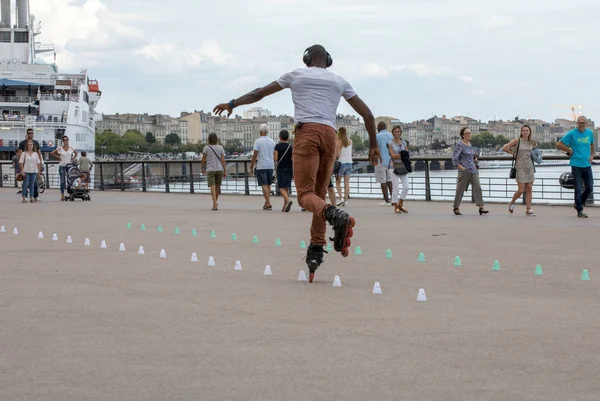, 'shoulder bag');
389,141,408,175
509,139,520,179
